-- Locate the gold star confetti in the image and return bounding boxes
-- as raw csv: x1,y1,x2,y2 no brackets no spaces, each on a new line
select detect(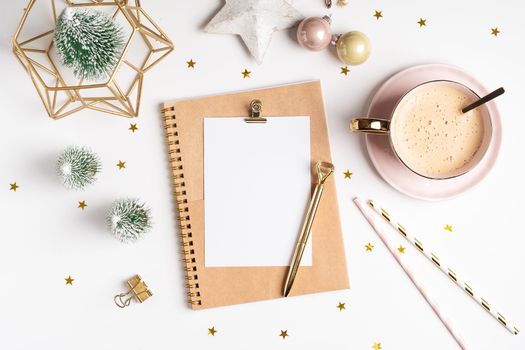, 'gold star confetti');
372,342,382,350
418,18,427,27
279,330,289,339
337,302,346,311
491,27,500,36
208,327,217,336
65,276,74,285
397,245,406,254
186,59,196,68
340,66,350,76
365,242,374,252
337,0,348,6
374,10,383,20
343,170,352,179
116,161,126,170
242,69,251,78
129,123,138,133
9,182,19,192
444,224,453,232
78,201,87,210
